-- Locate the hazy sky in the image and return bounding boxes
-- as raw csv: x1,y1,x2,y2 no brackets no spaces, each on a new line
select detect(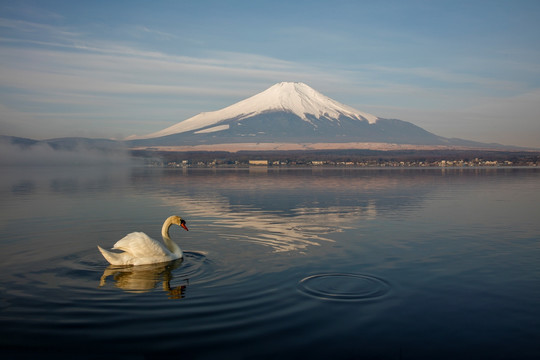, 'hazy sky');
1,0,539,147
